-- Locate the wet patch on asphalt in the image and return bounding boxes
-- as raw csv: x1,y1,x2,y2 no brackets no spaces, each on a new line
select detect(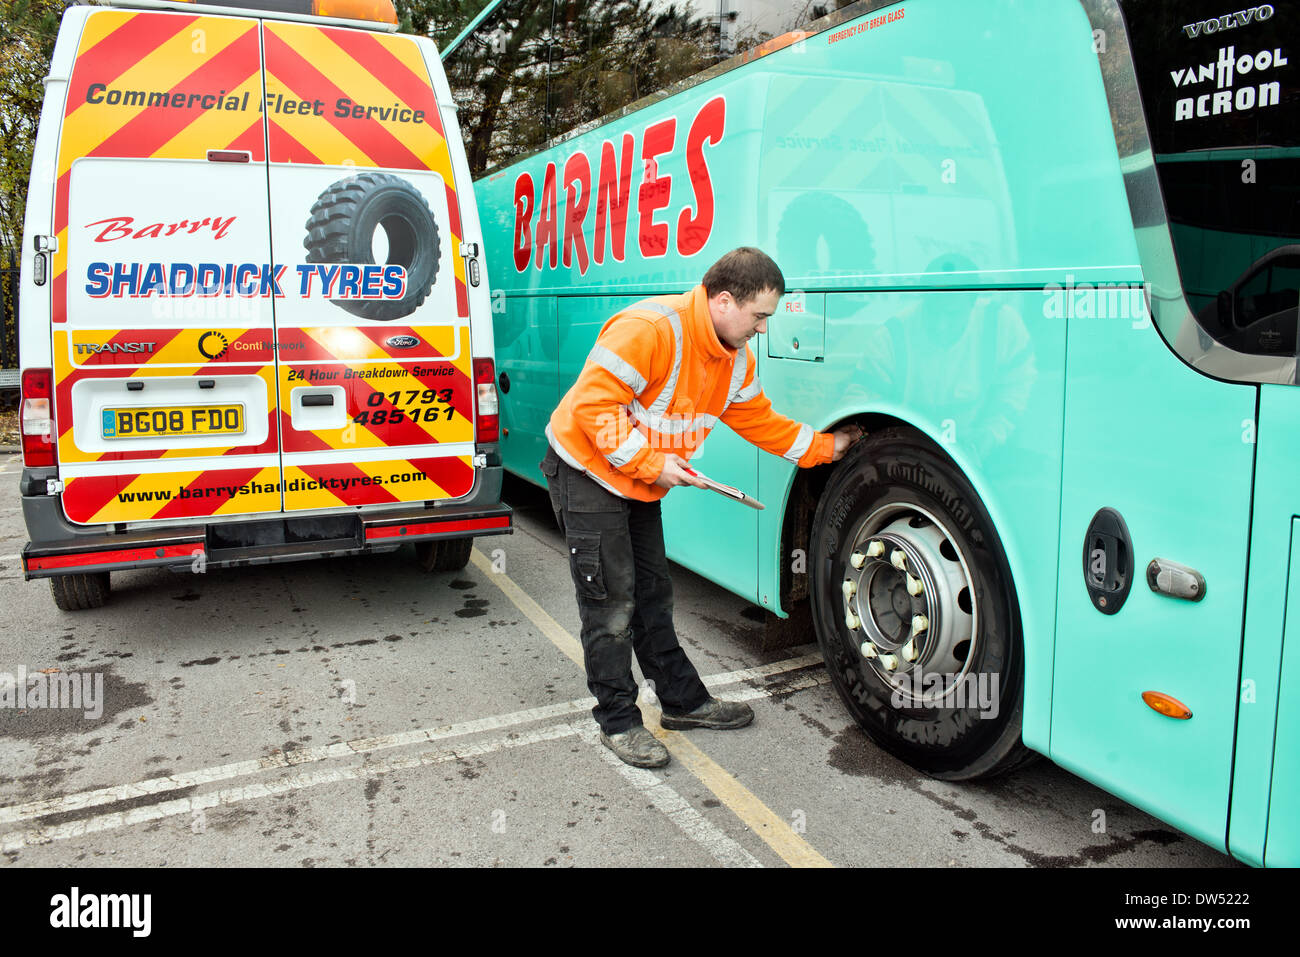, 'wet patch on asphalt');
0,665,154,740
